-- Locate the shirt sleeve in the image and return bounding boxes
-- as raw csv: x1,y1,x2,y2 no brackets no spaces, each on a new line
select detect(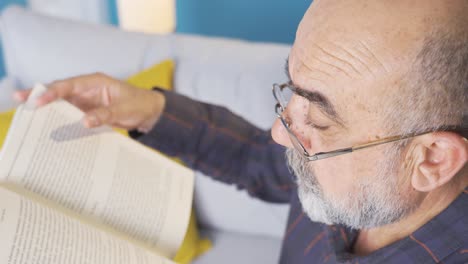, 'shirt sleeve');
130,88,296,203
